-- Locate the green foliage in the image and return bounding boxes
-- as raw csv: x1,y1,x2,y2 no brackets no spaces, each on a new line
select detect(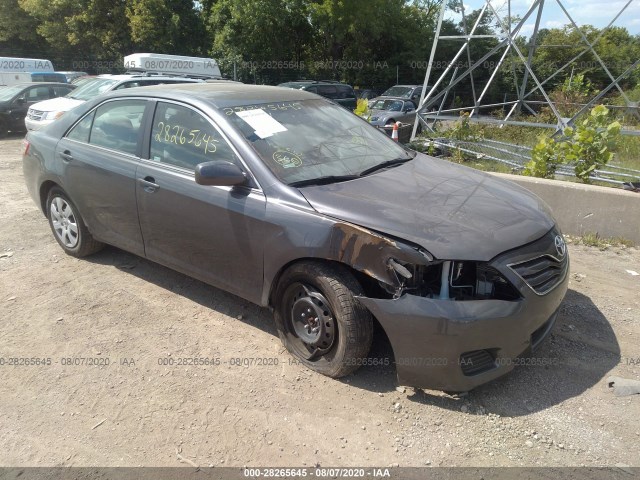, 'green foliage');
523,136,565,179
524,105,622,183
444,112,483,142
565,105,621,182
562,73,592,96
